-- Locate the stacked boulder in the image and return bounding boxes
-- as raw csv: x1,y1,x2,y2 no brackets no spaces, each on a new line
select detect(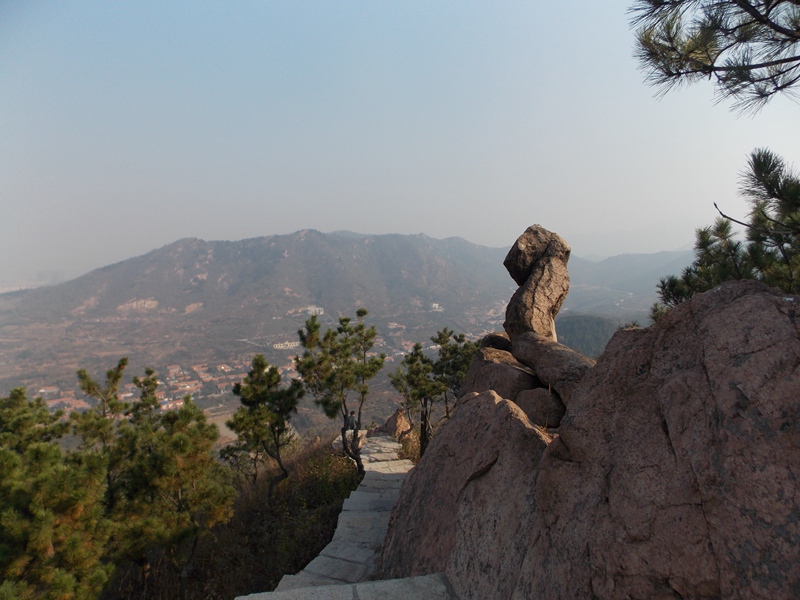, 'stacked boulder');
380,225,800,599
460,224,594,428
